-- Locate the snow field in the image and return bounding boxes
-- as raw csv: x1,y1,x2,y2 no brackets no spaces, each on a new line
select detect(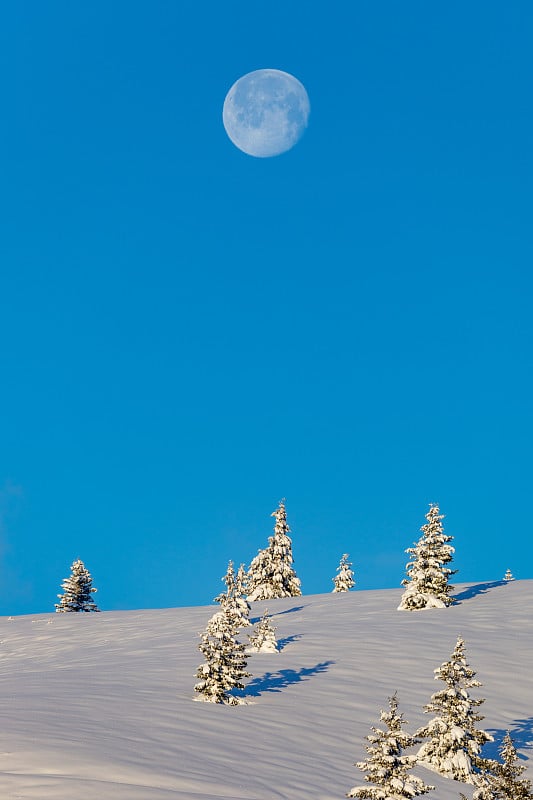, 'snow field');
0,580,531,799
